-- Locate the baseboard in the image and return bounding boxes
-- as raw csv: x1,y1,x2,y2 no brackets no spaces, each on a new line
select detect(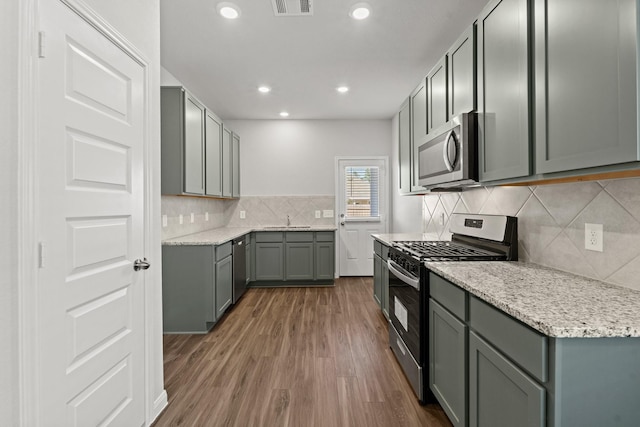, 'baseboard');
149,390,168,425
